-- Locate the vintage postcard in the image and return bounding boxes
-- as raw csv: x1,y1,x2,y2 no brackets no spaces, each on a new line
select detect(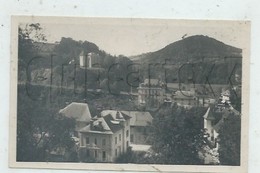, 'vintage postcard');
9,16,250,172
